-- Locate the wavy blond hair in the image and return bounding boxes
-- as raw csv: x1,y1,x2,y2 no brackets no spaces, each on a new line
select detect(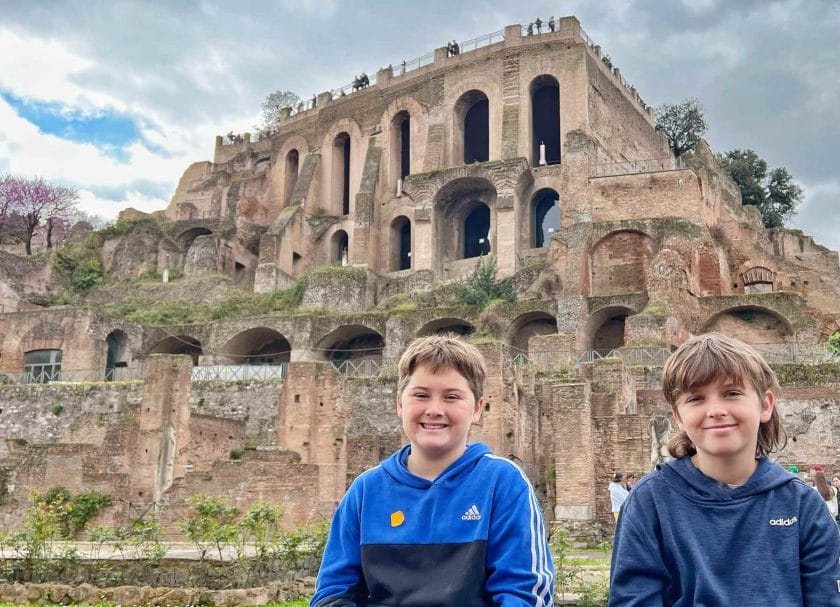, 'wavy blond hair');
662,333,785,458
